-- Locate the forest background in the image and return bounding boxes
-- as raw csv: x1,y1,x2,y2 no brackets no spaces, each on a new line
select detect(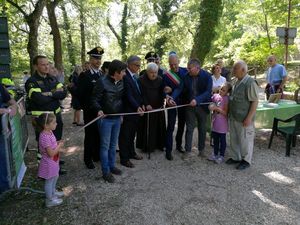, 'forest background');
2,0,300,90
